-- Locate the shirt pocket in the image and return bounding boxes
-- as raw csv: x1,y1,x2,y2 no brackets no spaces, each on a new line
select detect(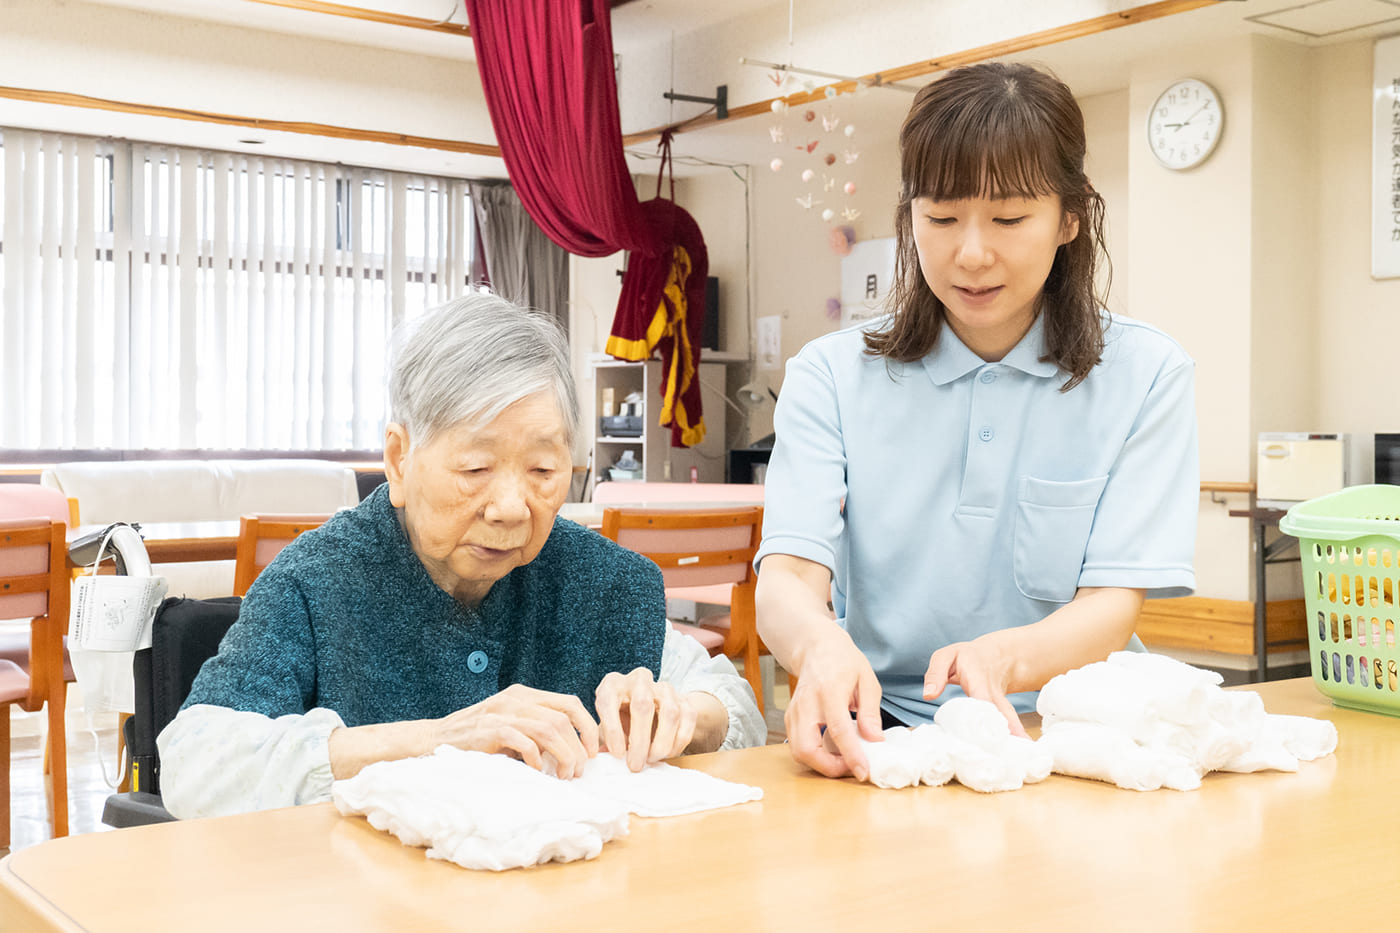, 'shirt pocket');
1013,475,1109,603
